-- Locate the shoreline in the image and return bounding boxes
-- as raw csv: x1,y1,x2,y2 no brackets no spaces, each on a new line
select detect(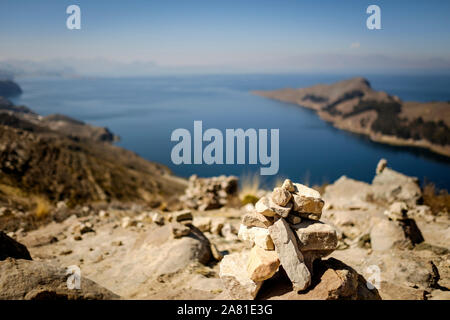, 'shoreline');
252,77,450,160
